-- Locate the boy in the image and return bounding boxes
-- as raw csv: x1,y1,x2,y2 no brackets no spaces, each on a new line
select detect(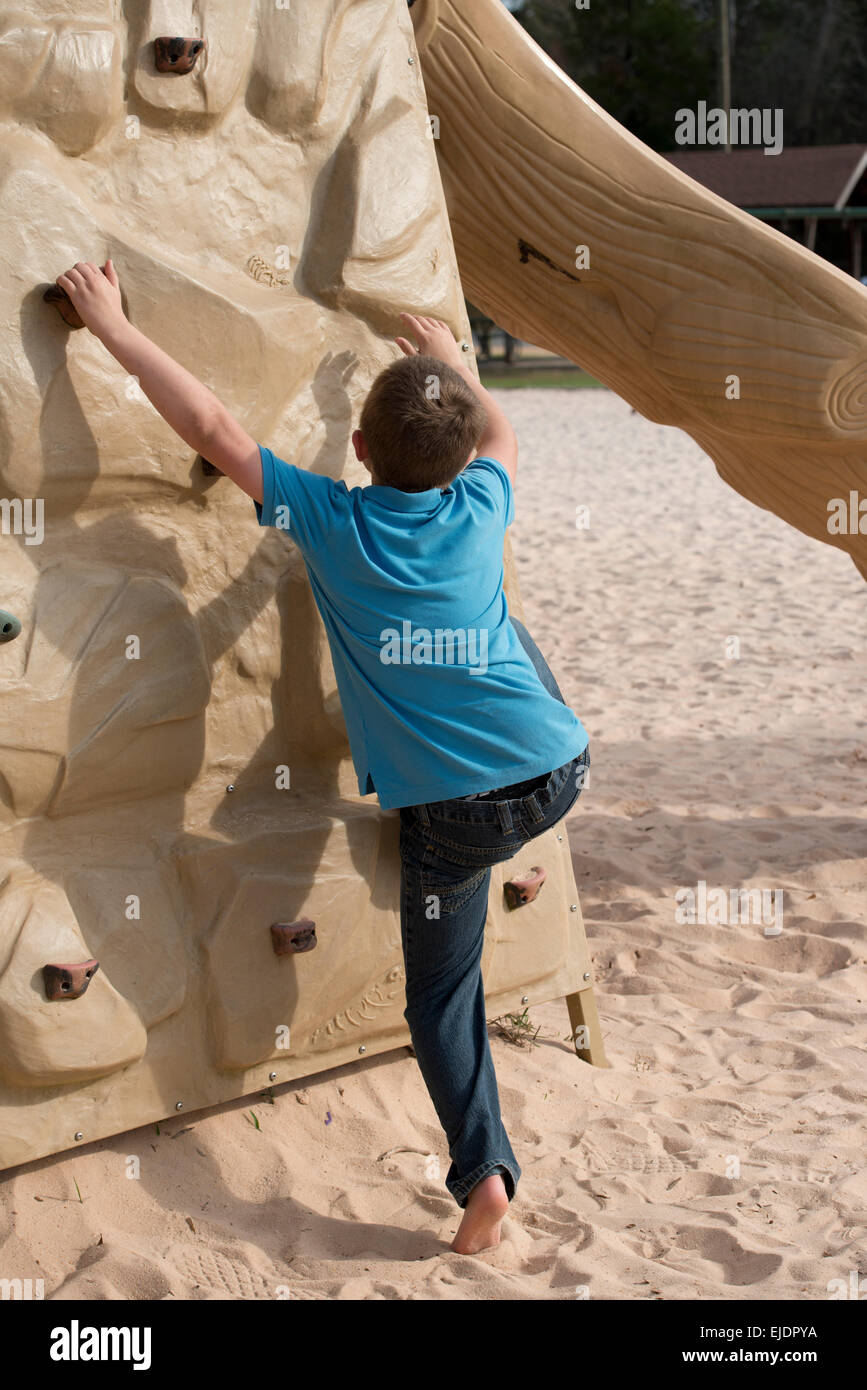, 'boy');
55,260,590,1256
